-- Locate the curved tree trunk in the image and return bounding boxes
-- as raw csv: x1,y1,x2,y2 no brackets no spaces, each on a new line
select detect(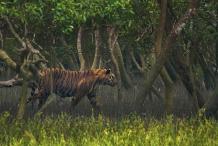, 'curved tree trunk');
137,0,197,109
77,26,87,71
107,26,122,102
160,68,174,114
60,36,80,69
172,45,205,111
203,82,218,118
109,27,132,89
113,38,132,89
204,19,218,118
154,0,175,114
91,25,101,69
